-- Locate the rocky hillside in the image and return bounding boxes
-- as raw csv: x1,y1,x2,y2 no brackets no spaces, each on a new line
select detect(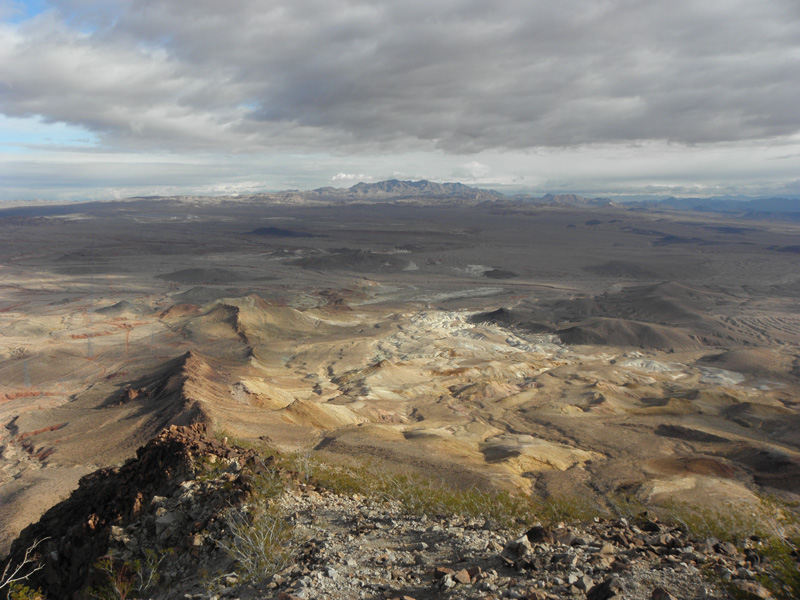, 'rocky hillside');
1,425,790,599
